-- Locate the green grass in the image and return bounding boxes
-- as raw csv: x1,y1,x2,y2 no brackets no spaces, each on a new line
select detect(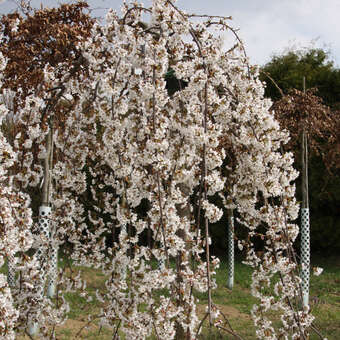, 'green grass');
5,256,340,339
195,260,256,313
